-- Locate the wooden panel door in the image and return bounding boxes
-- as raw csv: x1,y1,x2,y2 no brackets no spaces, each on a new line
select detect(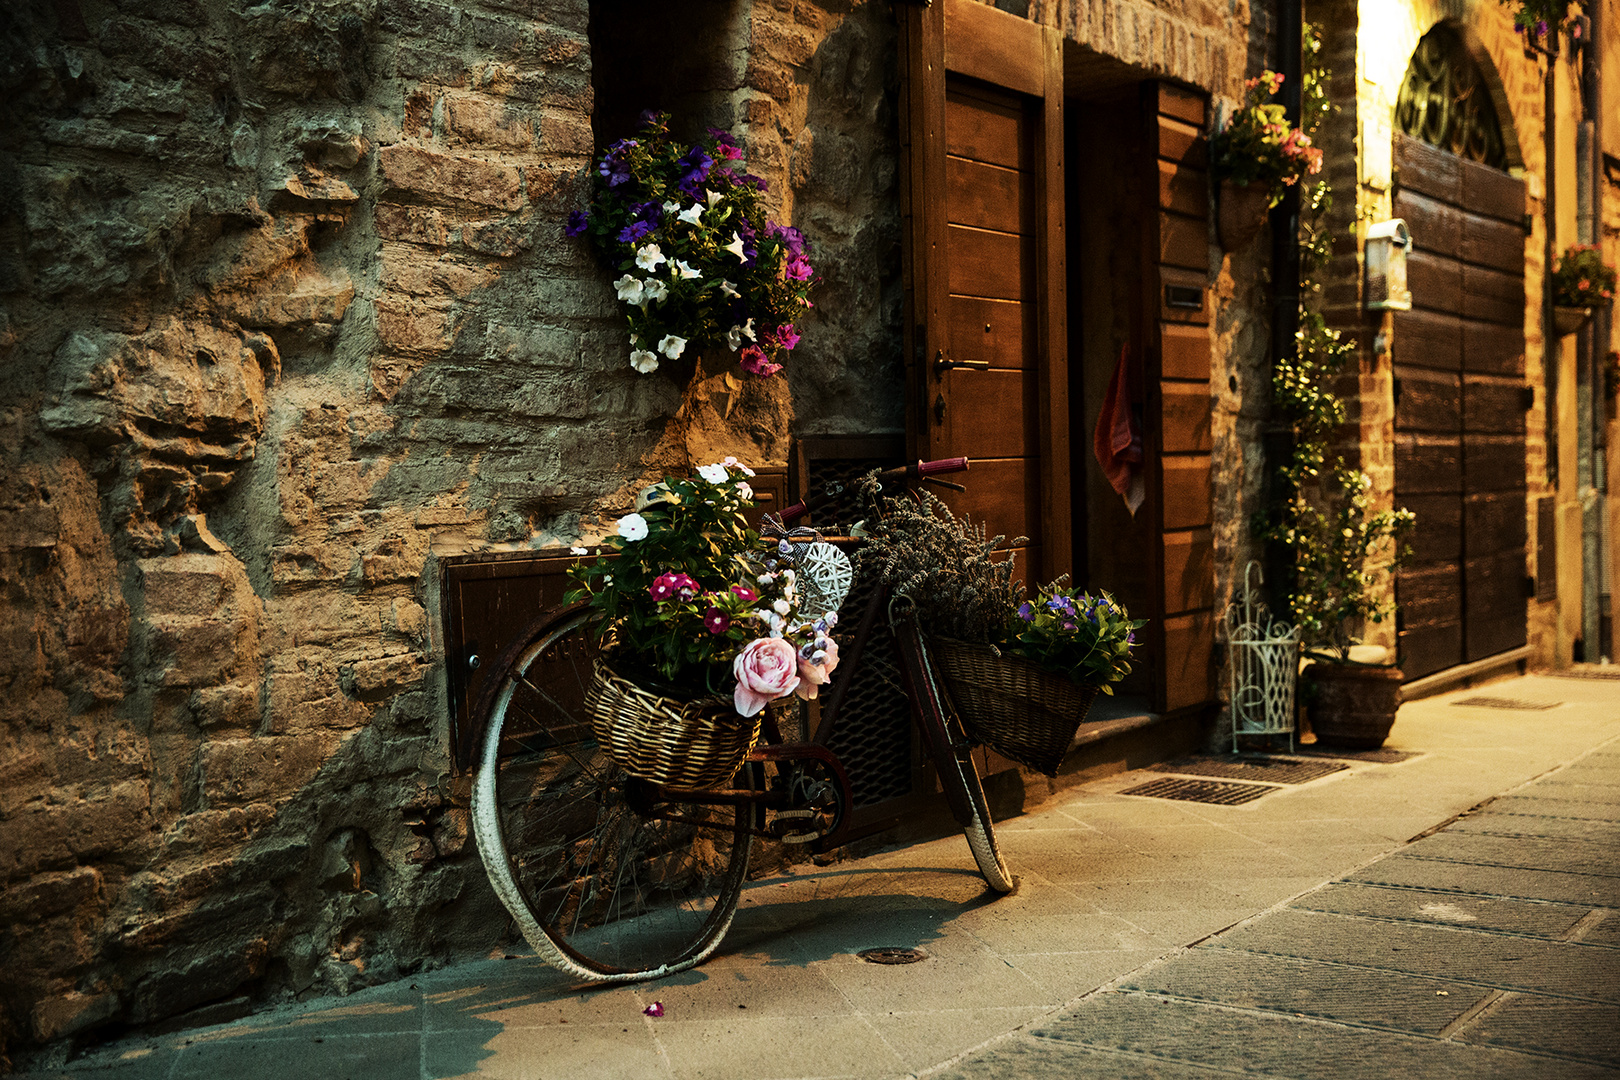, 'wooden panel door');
899,0,1067,586
1391,133,1528,680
